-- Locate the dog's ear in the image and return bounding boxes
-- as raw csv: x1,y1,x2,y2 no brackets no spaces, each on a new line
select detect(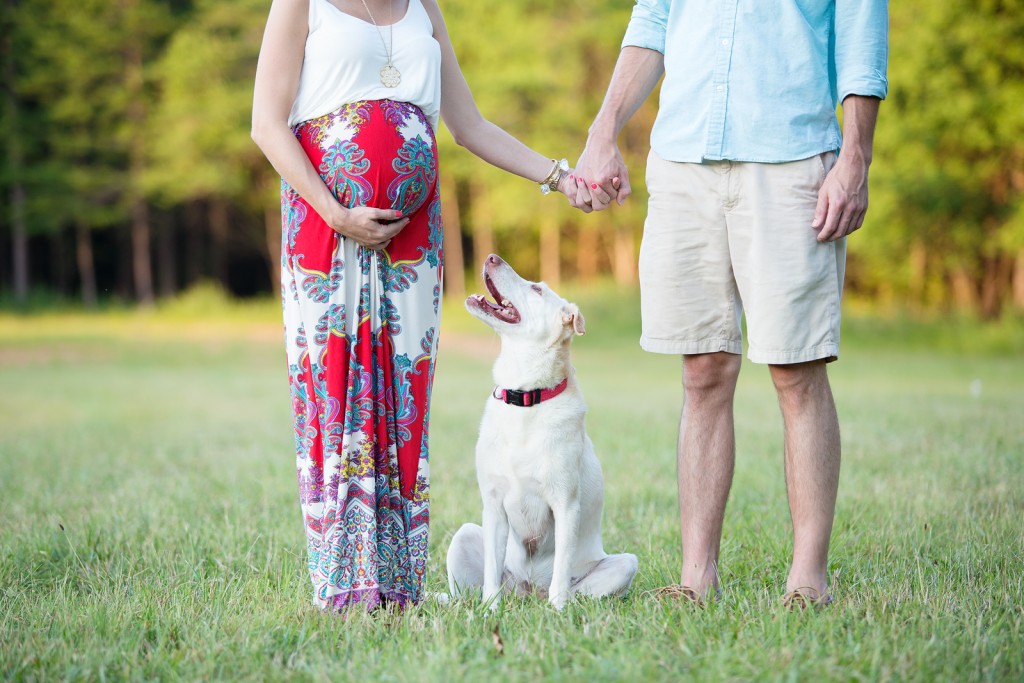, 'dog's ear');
561,304,586,336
